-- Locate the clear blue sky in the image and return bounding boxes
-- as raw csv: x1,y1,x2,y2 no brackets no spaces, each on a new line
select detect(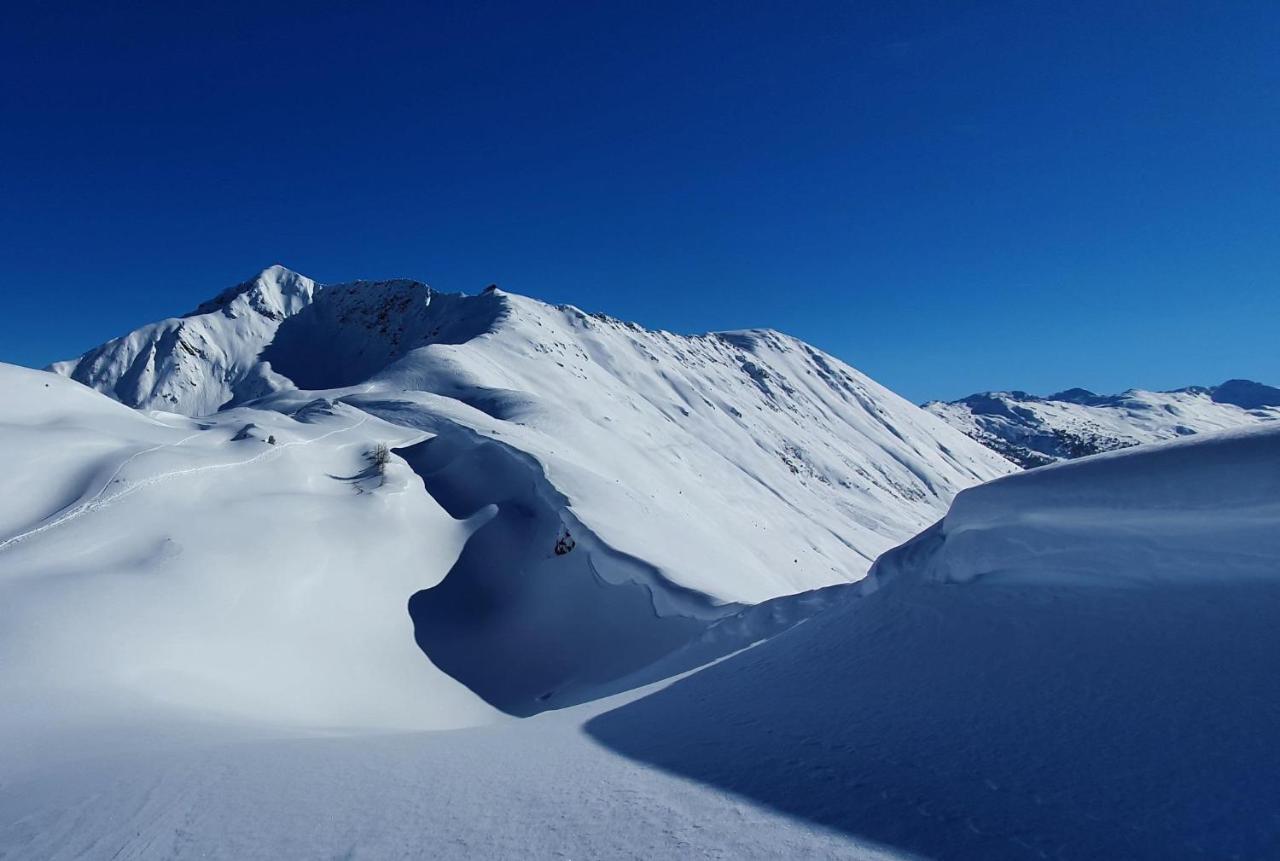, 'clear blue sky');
2,1,1276,402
